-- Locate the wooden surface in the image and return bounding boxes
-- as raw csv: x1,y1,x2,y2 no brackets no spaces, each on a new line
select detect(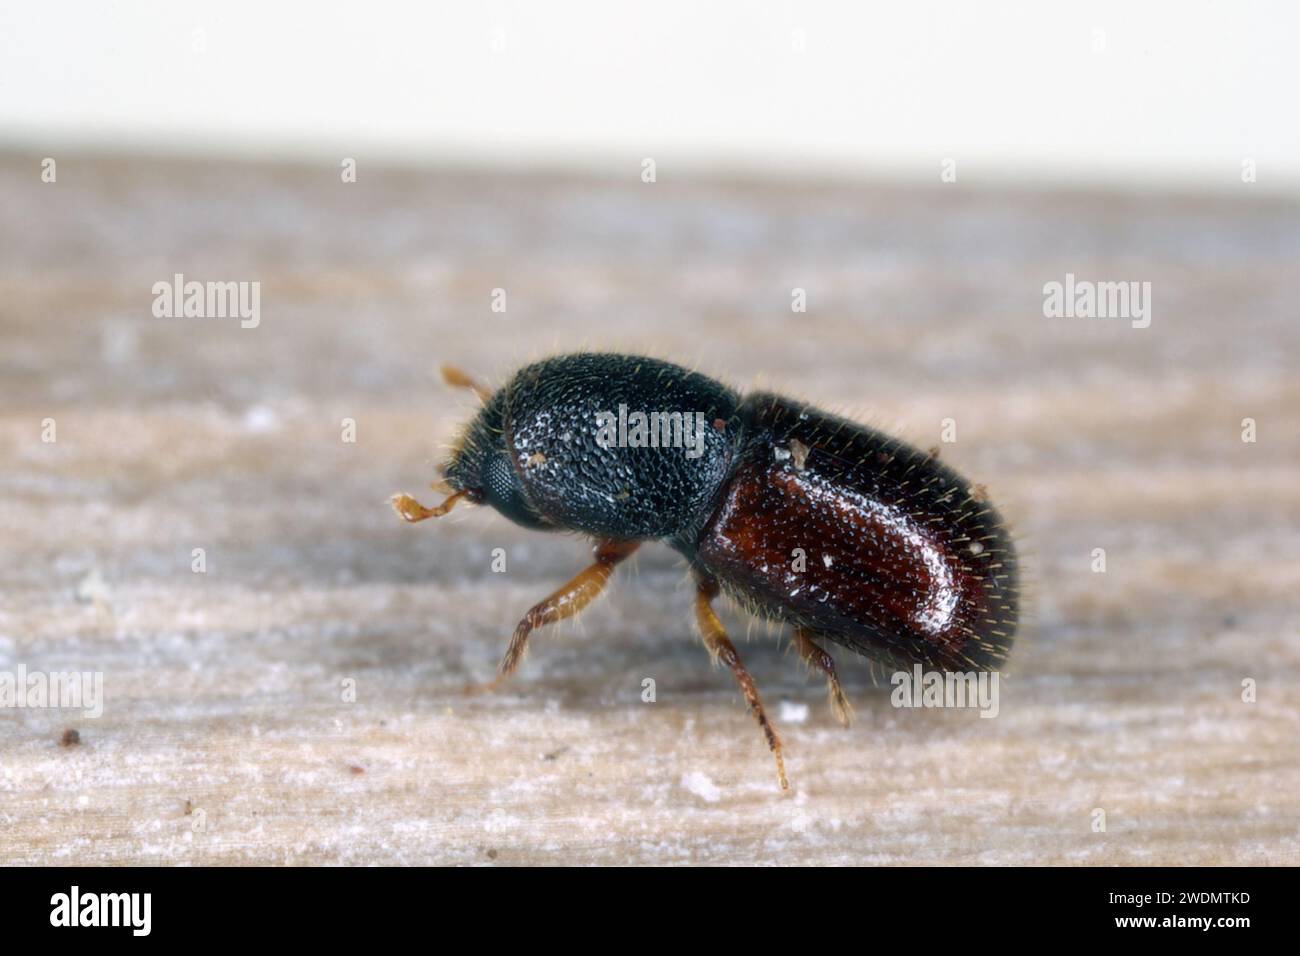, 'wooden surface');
1,153,1298,865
